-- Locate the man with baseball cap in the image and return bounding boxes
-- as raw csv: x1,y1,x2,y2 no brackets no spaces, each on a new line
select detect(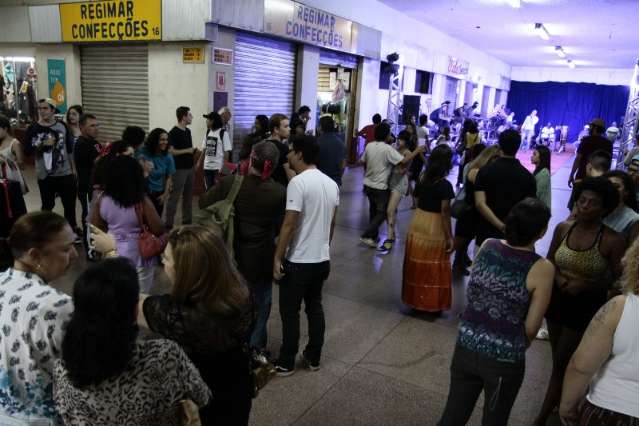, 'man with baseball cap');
25,98,80,240
568,117,612,188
